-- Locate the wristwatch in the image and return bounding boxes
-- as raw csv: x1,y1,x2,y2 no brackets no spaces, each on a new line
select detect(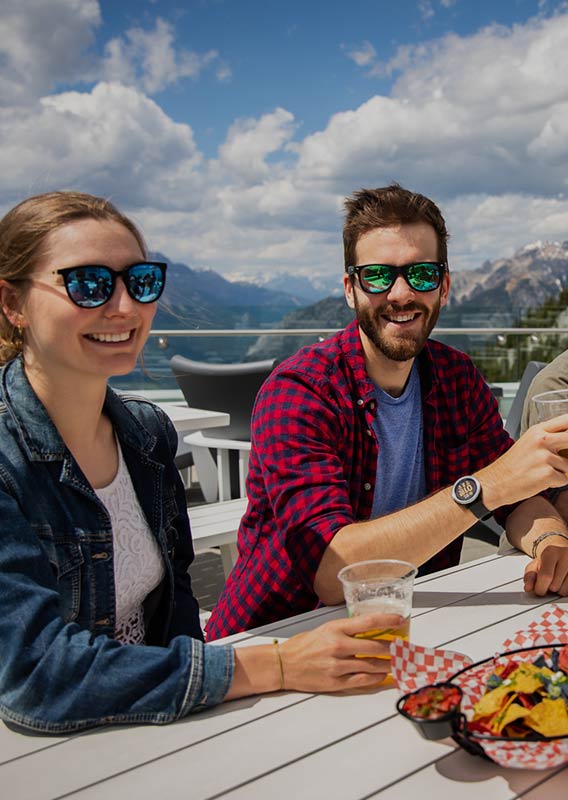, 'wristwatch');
451,476,492,521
